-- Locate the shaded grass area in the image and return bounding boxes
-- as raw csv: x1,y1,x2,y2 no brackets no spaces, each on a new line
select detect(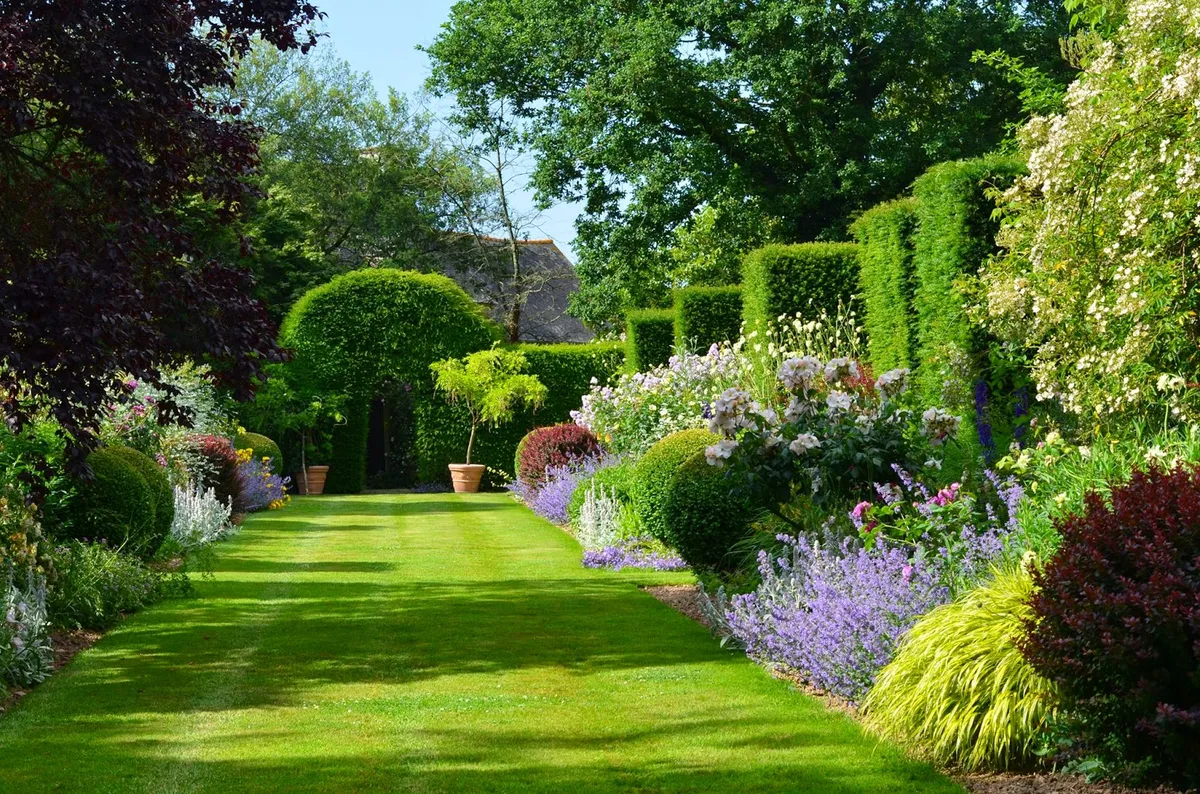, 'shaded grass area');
0,494,962,793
